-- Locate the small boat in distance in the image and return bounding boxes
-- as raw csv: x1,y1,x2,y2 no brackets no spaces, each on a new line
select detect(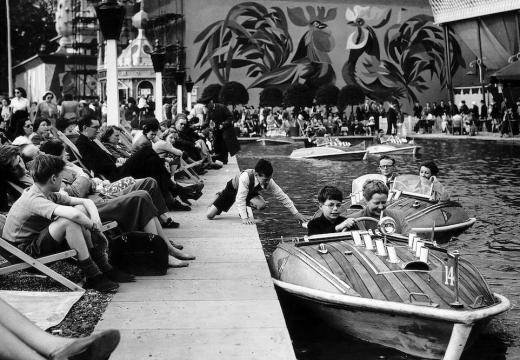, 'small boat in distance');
366,136,421,155
269,218,510,359
256,129,295,145
290,138,367,161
